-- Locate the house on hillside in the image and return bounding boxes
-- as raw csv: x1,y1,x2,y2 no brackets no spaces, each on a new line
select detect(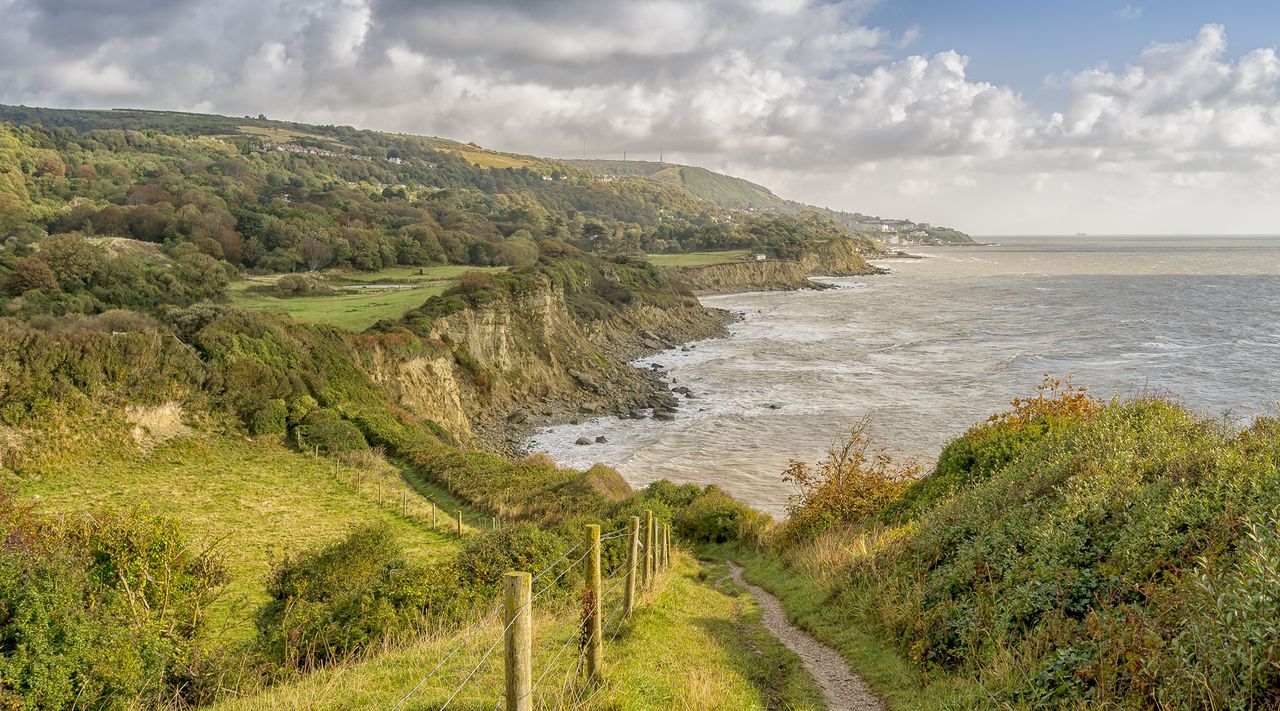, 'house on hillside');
754,253,767,261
